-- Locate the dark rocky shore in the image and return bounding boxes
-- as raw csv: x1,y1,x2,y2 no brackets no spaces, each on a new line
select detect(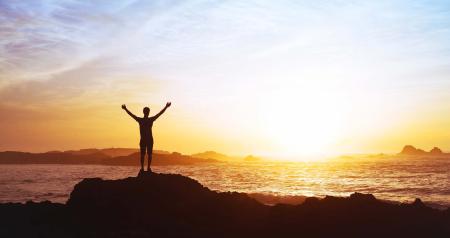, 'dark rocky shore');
1,172,449,238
